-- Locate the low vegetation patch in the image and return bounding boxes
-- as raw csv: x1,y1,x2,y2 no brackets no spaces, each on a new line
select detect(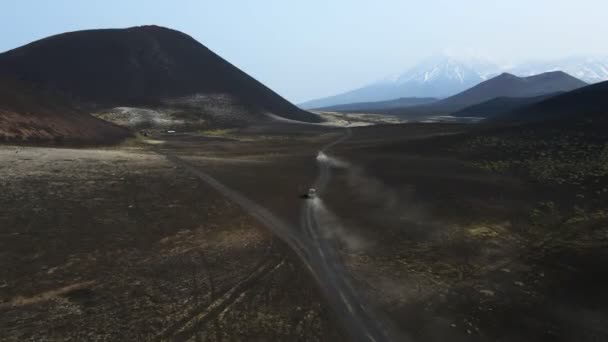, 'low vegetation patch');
458,122,608,245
